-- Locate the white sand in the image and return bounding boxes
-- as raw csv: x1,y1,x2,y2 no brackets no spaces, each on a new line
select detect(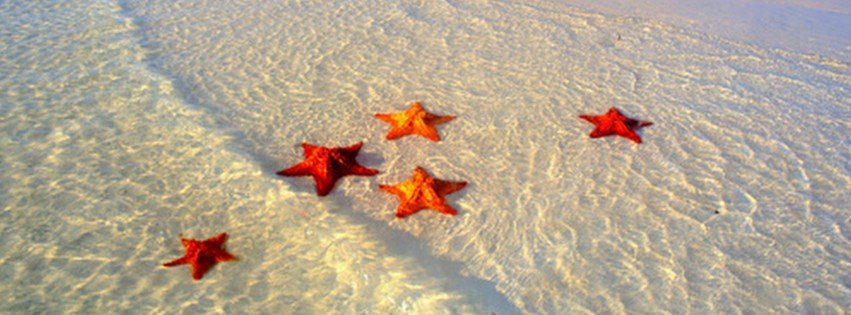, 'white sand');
543,0,851,60
1,0,849,313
